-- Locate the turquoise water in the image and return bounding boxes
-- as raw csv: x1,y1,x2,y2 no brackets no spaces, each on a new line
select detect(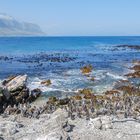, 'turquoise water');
0,36,140,97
